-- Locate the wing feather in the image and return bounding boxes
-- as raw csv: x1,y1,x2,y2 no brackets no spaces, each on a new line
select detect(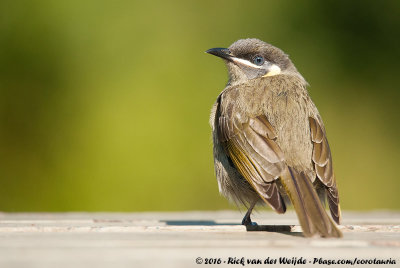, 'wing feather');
309,117,341,224
217,111,286,213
